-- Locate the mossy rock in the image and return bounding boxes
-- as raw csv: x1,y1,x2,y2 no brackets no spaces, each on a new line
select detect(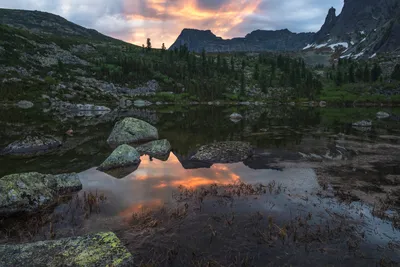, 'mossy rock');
191,141,253,163
0,172,82,215
107,117,159,145
98,144,141,171
136,139,171,160
0,232,133,266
